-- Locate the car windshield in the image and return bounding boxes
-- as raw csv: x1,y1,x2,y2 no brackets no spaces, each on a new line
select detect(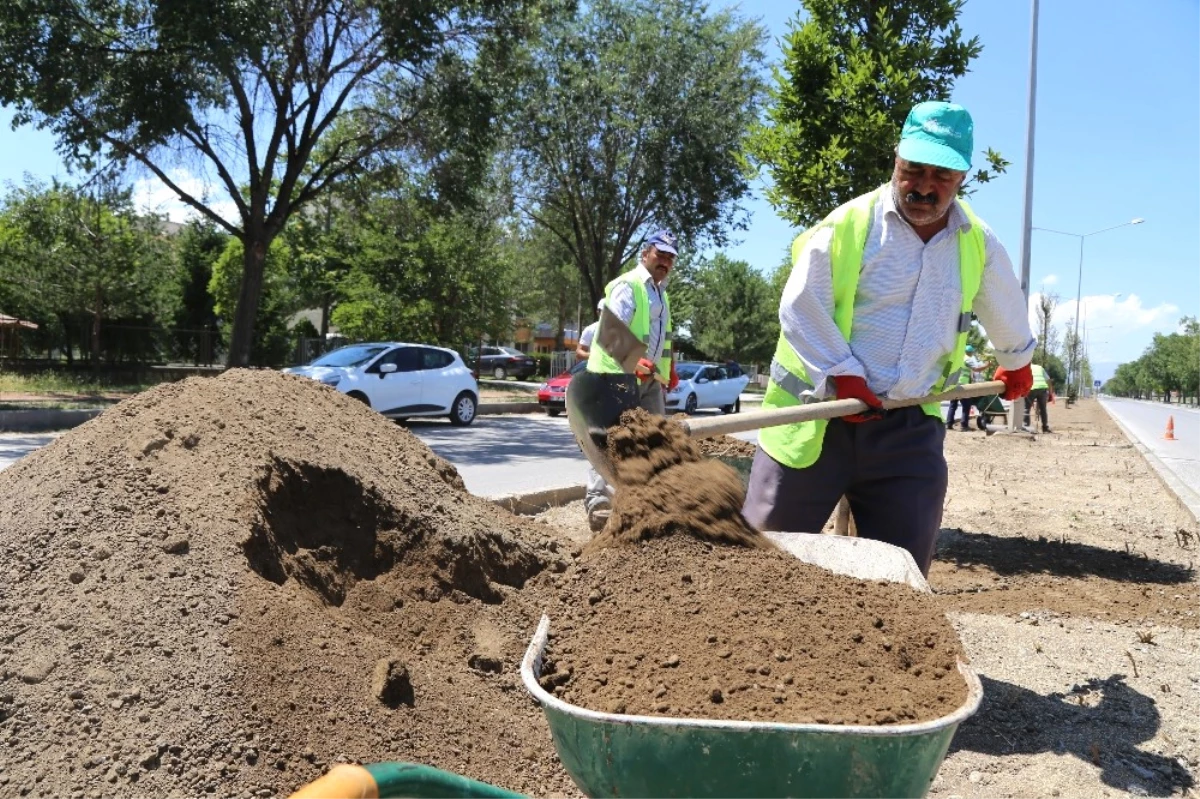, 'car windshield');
309,344,389,368
675,363,702,379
